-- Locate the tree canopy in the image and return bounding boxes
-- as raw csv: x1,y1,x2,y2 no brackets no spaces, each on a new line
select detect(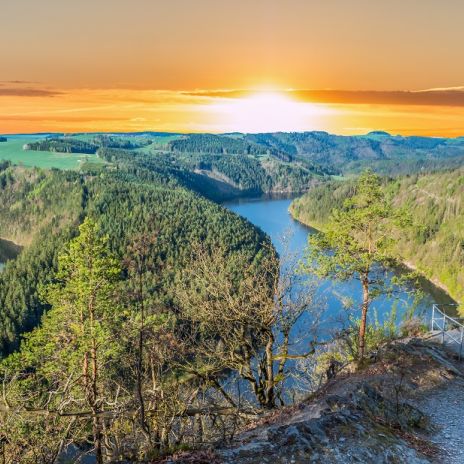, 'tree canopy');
304,170,409,359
